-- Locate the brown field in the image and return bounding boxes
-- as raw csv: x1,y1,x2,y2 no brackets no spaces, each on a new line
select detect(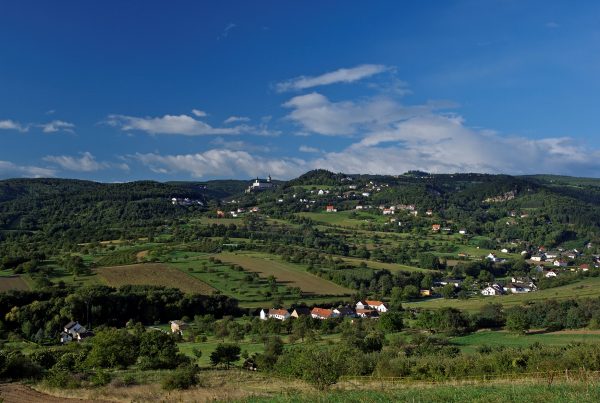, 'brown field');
0,275,30,292
95,263,215,294
216,252,352,296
